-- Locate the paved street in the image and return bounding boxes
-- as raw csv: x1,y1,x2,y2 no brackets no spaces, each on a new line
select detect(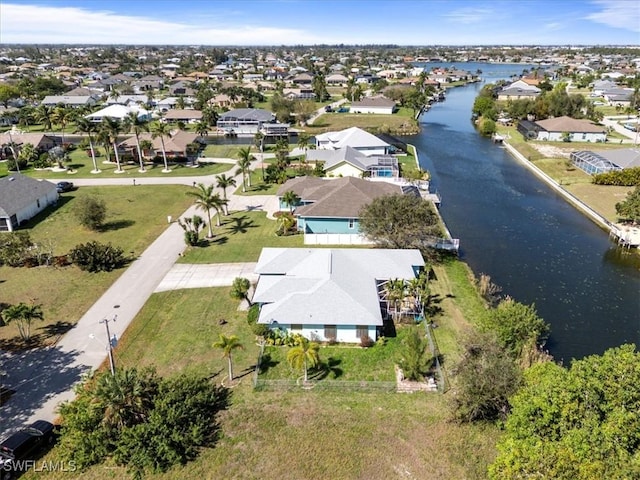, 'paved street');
0,156,276,436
